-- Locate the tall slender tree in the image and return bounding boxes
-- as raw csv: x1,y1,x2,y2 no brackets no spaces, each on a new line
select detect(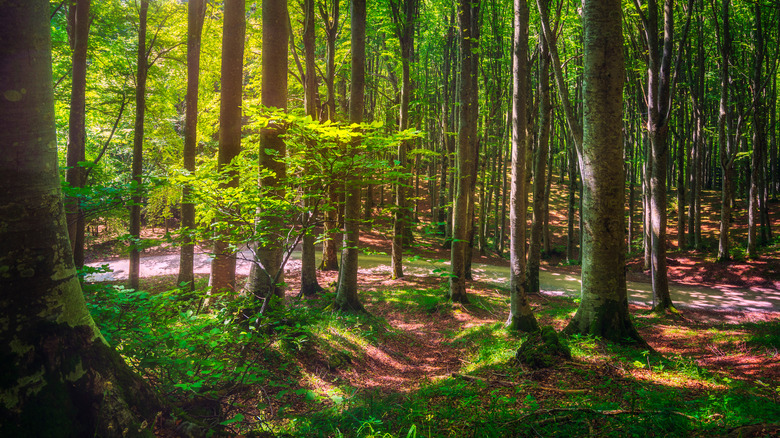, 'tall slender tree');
449,0,479,303
506,0,539,332
178,0,206,290
65,0,91,268
334,0,366,311
128,0,149,290
245,0,288,302
210,0,246,292
300,0,324,296
389,0,418,279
